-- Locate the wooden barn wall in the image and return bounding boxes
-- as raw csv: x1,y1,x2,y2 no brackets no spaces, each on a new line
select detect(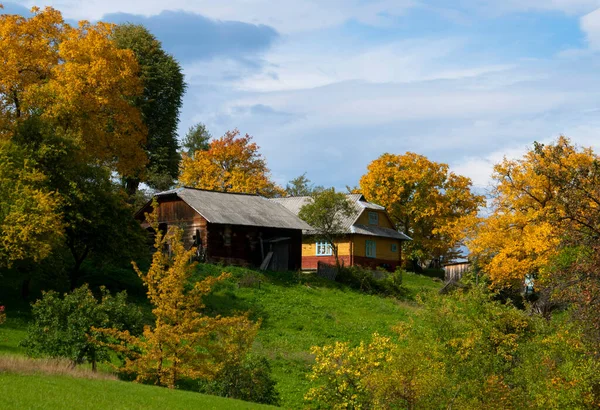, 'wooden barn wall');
206,224,302,271
140,198,208,249
138,198,303,270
